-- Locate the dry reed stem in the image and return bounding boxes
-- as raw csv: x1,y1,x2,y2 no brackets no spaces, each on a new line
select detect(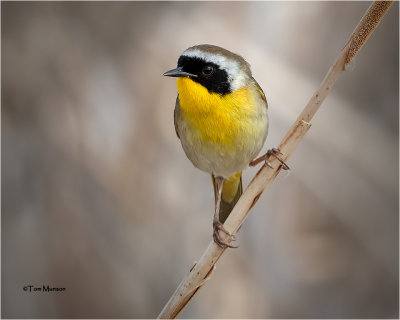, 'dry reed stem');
157,2,393,318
